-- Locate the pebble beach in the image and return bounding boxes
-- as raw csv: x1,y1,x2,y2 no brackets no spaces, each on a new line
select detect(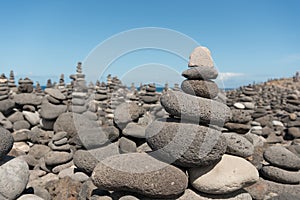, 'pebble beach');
0,47,300,200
